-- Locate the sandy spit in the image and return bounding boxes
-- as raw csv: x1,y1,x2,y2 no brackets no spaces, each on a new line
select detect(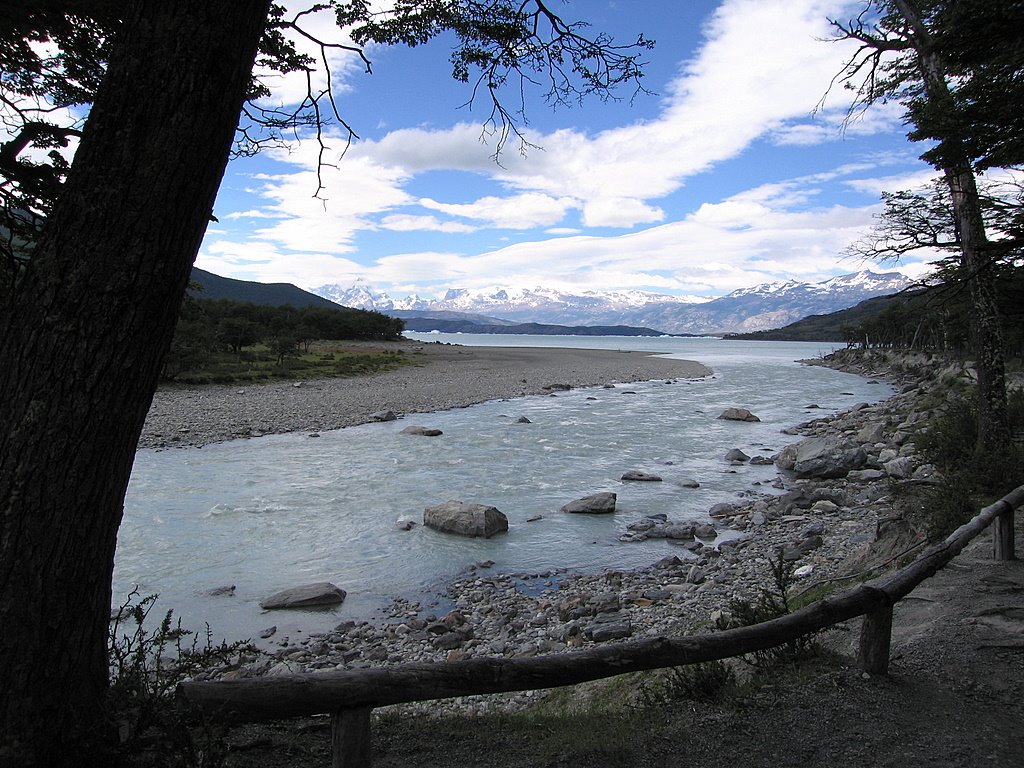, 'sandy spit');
139,342,711,450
